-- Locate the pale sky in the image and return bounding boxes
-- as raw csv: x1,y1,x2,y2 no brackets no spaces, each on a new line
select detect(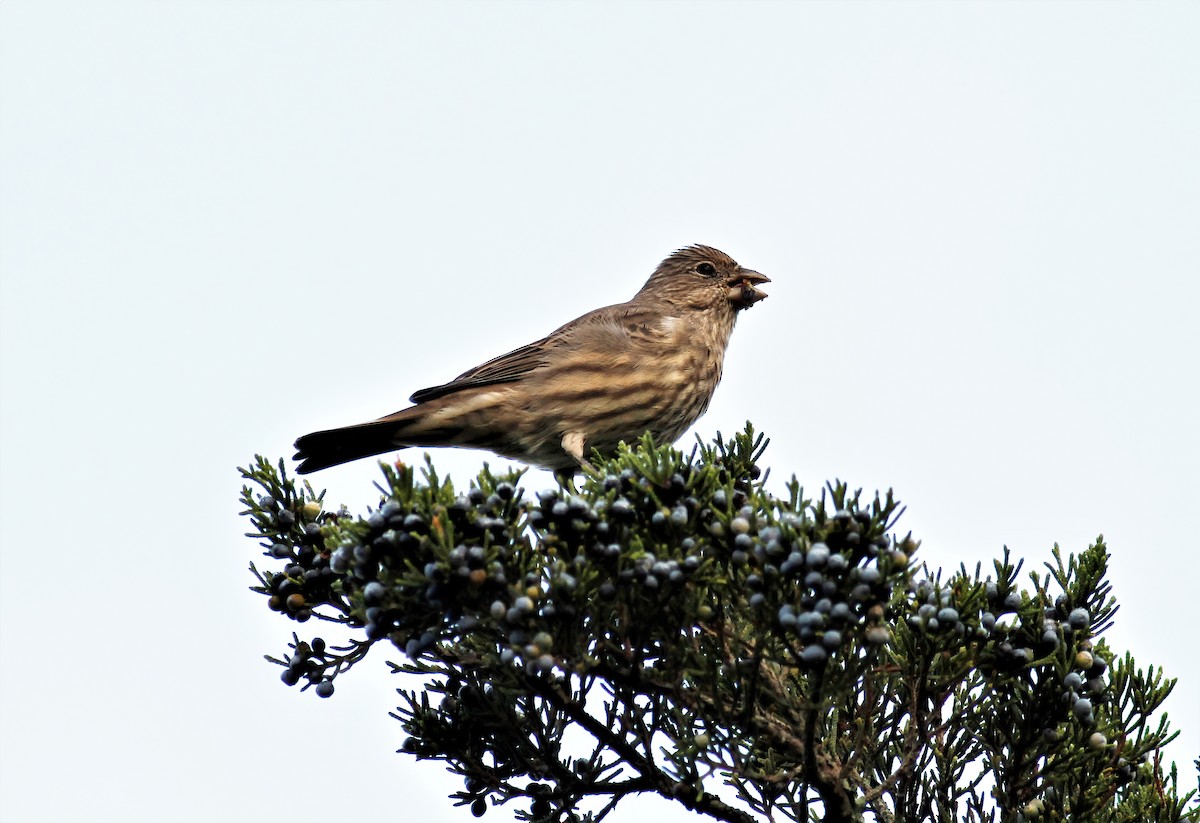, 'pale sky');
1,2,1197,821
